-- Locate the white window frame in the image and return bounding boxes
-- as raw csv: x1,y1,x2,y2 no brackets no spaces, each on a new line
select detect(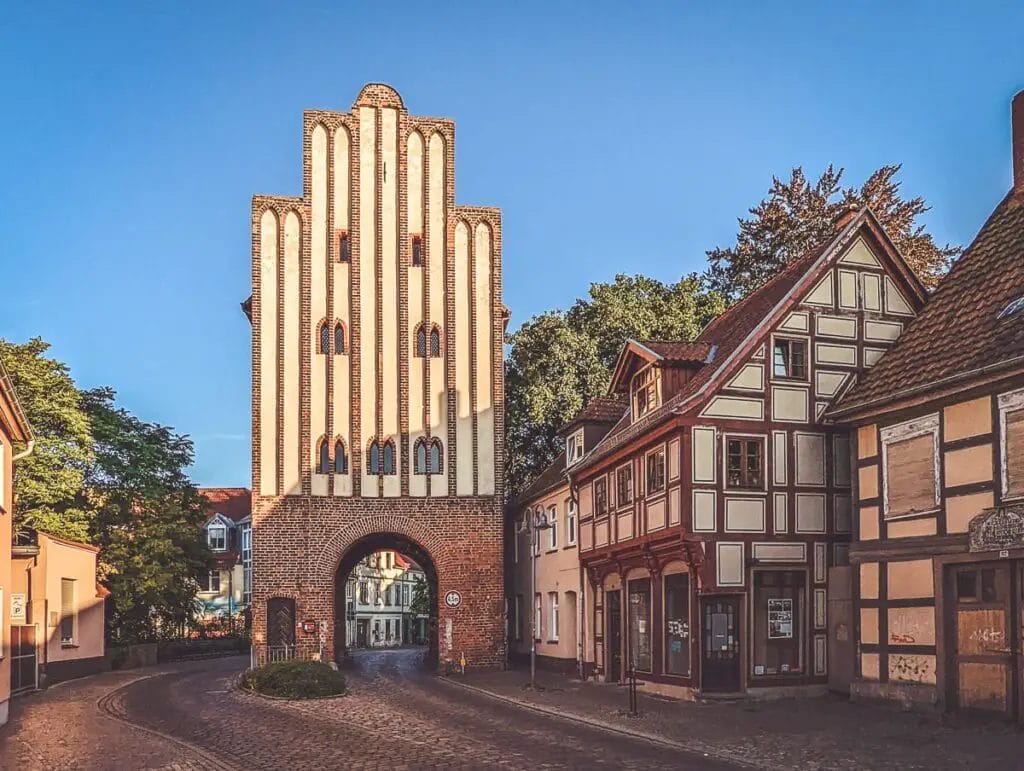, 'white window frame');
880,413,941,520
207,523,227,552
547,505,558,551
566,429,584,466
566,498,578,546
549,592,560,642
204,570,221,593
534,593,542,641
59,579,76,646
533,508,542,556
999,387,1024,501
